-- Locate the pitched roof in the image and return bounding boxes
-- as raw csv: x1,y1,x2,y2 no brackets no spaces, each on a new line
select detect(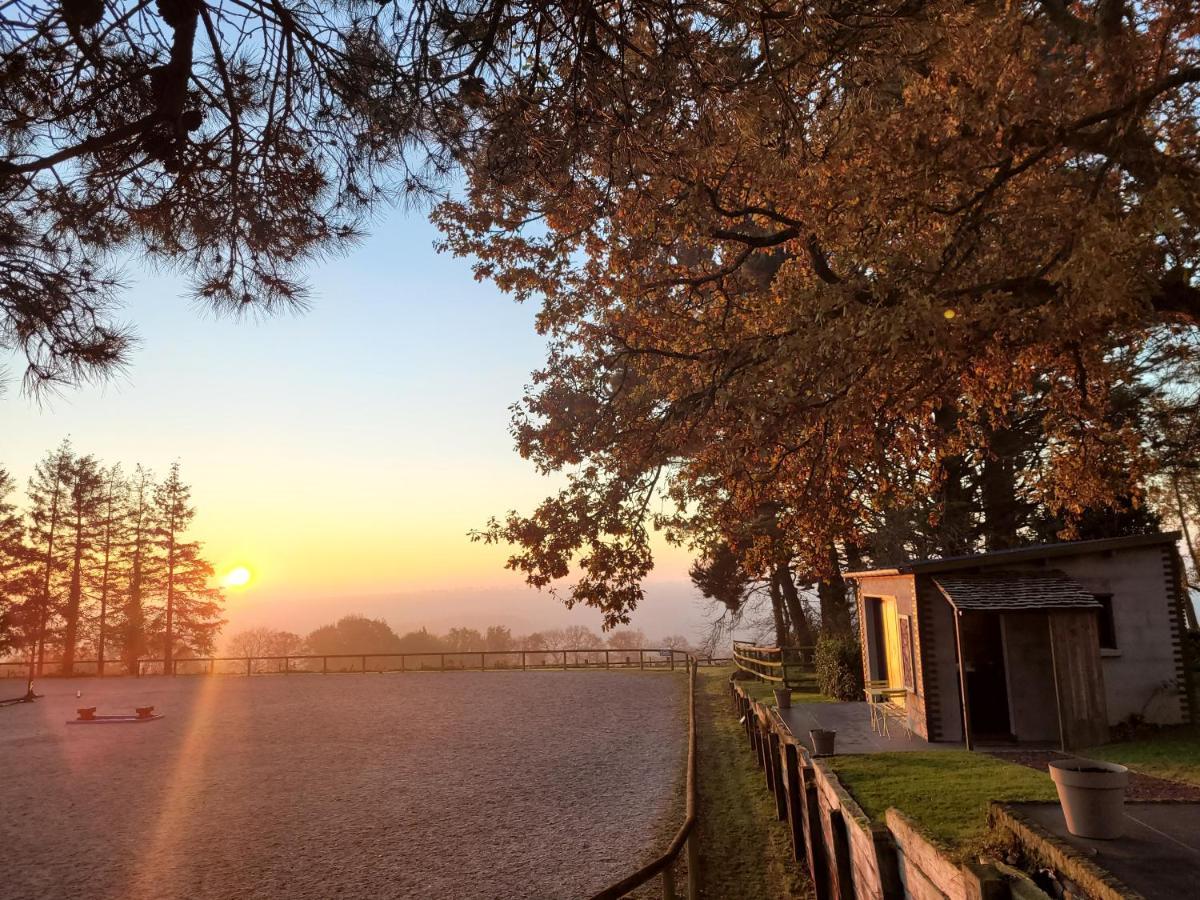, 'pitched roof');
843,531,1179,579
933,570,1101,612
